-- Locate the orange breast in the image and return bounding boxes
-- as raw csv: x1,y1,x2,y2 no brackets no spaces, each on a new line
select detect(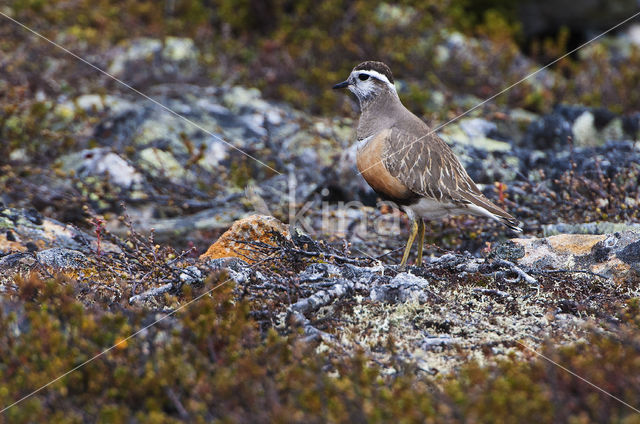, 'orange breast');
356,131,413,201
